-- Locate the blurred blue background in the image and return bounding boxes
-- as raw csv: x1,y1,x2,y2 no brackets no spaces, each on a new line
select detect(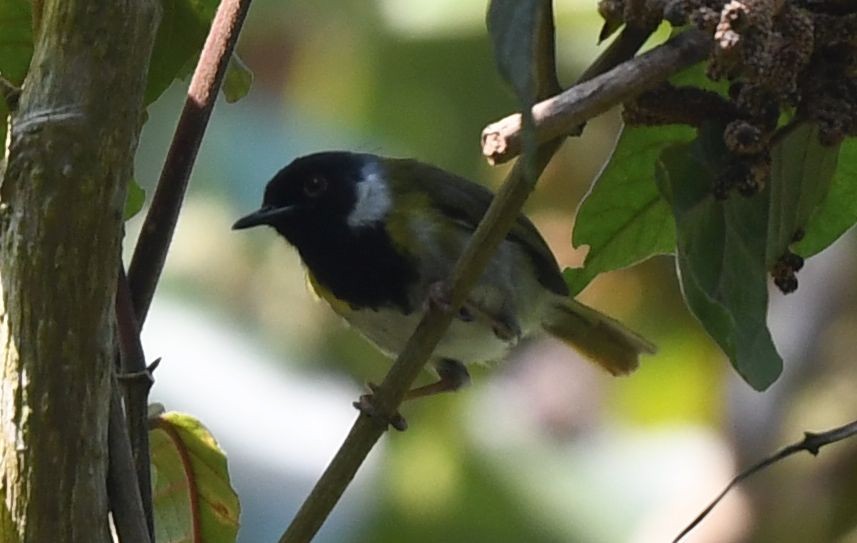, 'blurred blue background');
130,1,857,541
